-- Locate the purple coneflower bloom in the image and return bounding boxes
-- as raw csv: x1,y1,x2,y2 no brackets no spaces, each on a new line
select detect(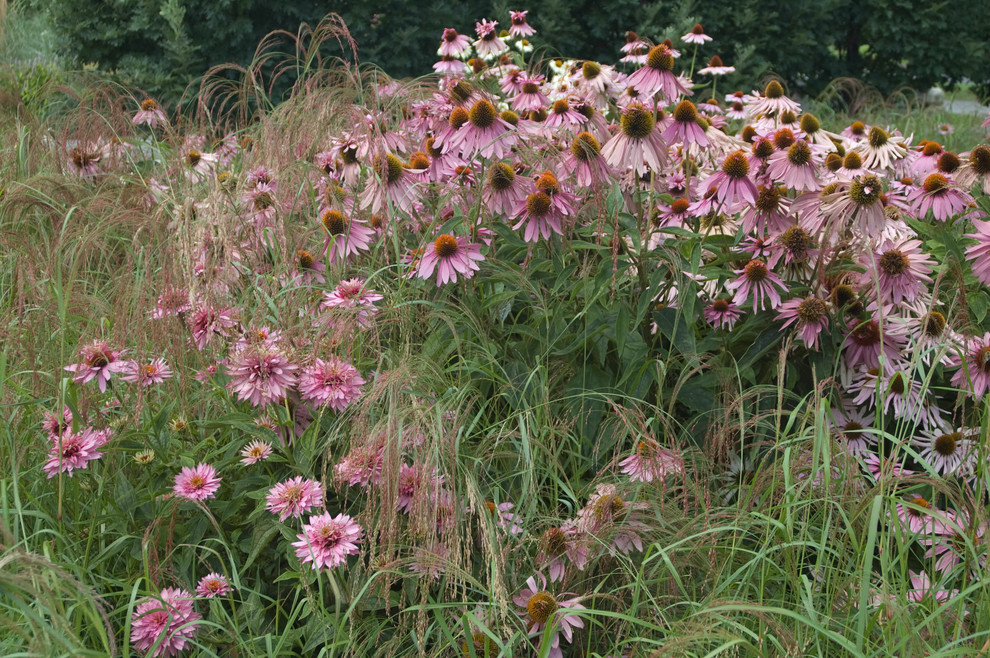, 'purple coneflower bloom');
64,340,130,393
292,512,363,570
704,298,744,330
859,238,933,305
950,331,990,398
122,358,173,387
132,99,167,128
896,494,938,533
173,463,221,501
536,523,589,582
334,443,384,489
766,139,820,191
775,295,830,350
601,102,668,177
298,357,365,411
619,441,683,483
508,10,535,37
625,43,691,101
725,260,787,312
915,424,973,476
483,161,527,214
697,55,735,76
240,440,272,465
662,100,709,148
321,278,383,328
43,427,110,478
965,218,990,285
681,23,712,45
473,19,507,58
188,304,238,351
130,588,201,658
416,233,484,285
438,28,470,57
320,210,375,262
226,346,297,408
513,572,586,658
906,172,973,220
830,405,875,455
